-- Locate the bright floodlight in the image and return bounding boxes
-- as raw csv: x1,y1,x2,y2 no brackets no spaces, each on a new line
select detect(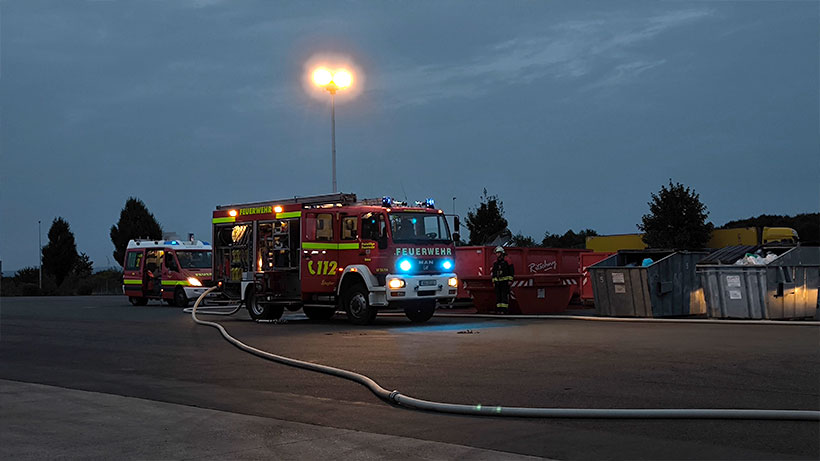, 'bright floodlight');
312,68,332,86
332,70,352,89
